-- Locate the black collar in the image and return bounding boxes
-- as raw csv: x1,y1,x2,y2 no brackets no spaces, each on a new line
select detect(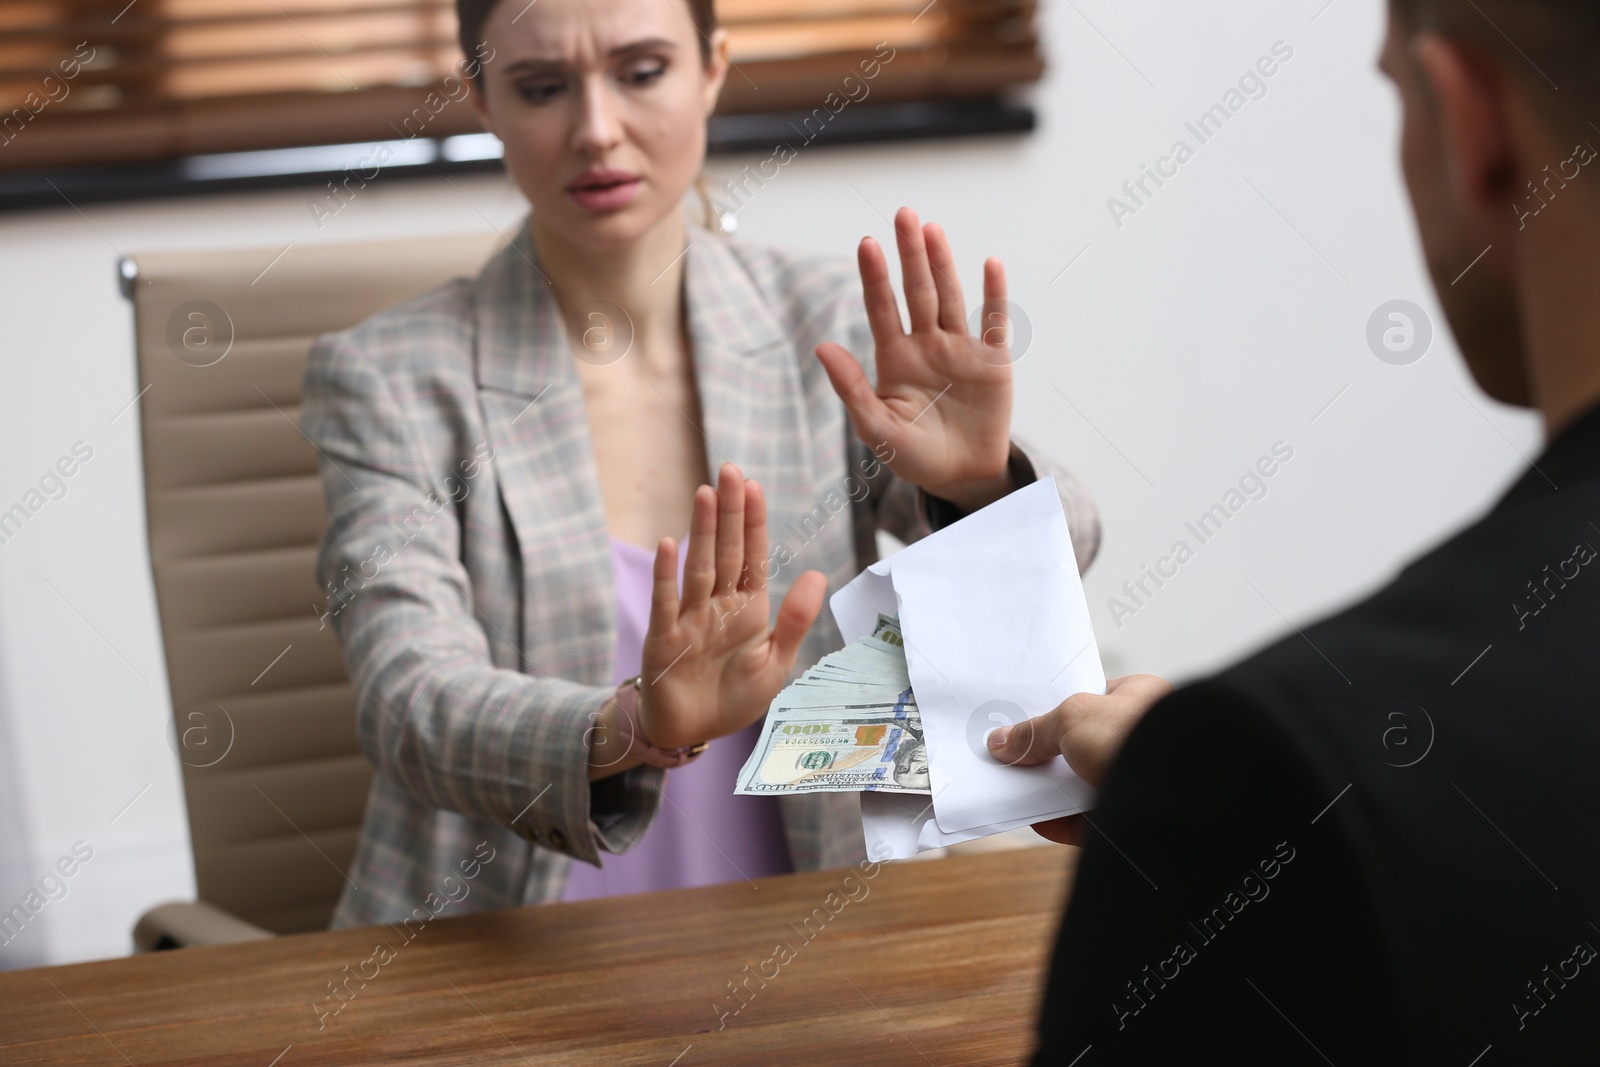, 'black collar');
1490,399,1600,518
